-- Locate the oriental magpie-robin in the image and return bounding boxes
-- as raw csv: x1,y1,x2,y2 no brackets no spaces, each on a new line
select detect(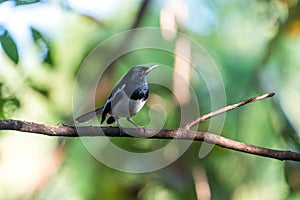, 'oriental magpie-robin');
75,65,158,128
